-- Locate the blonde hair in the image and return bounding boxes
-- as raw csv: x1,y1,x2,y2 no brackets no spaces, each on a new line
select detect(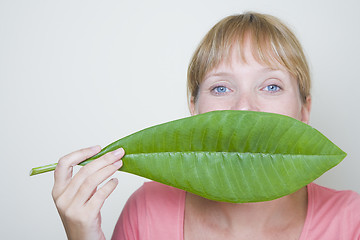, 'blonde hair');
187,12,310,104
